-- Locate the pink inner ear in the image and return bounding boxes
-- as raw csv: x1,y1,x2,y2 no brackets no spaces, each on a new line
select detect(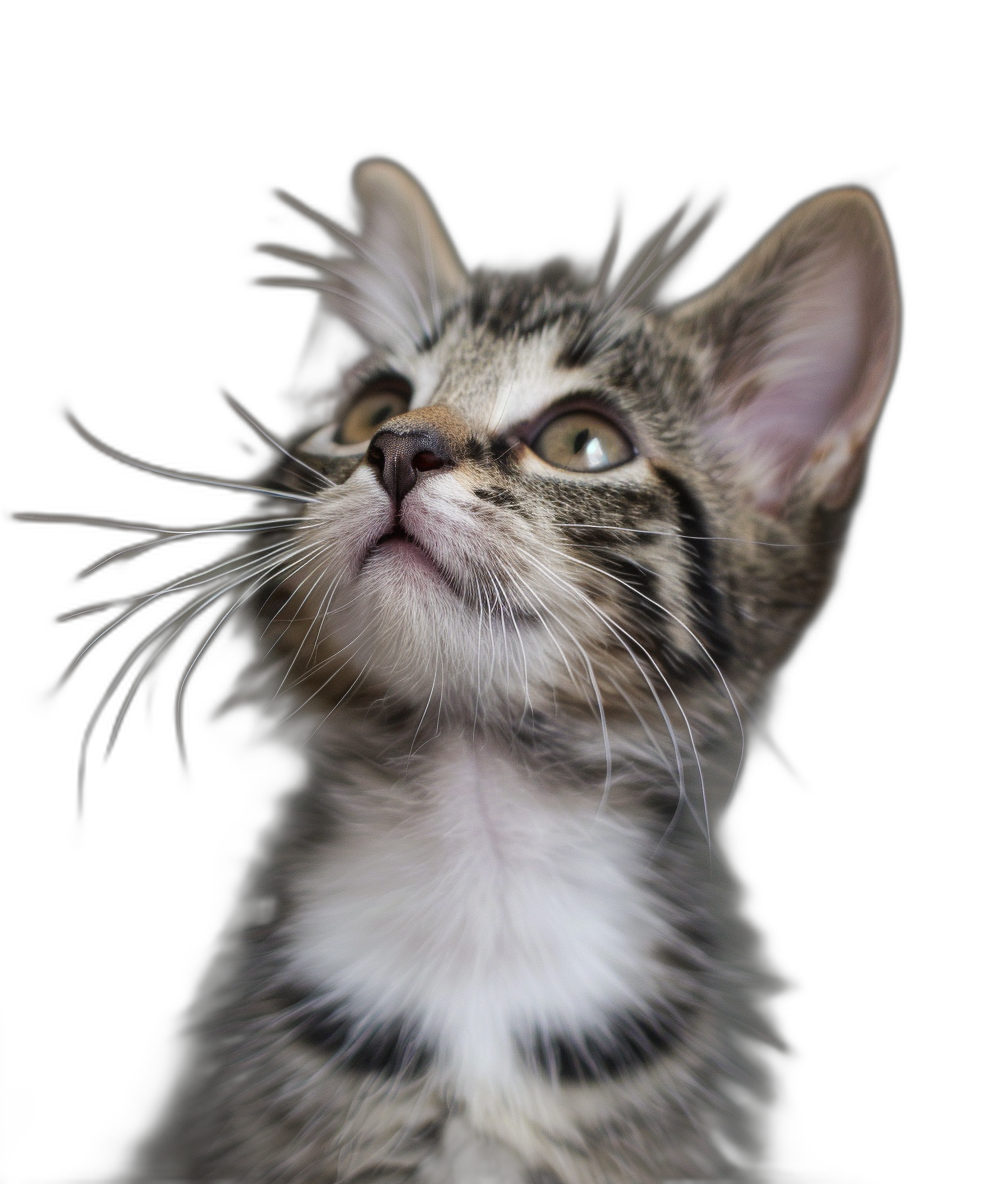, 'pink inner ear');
723,253,868,509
